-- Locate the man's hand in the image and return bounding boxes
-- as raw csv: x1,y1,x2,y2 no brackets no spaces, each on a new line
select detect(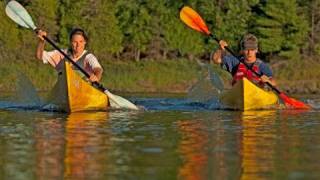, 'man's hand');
212,40,228,64
218,40,228,50
260,75,276,86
